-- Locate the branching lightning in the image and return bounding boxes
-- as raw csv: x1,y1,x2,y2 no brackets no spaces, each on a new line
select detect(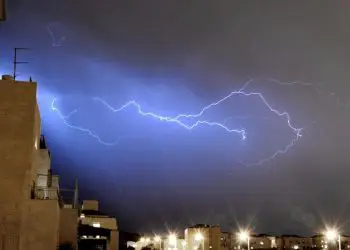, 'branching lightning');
51,78,303,166
47,22,66,47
